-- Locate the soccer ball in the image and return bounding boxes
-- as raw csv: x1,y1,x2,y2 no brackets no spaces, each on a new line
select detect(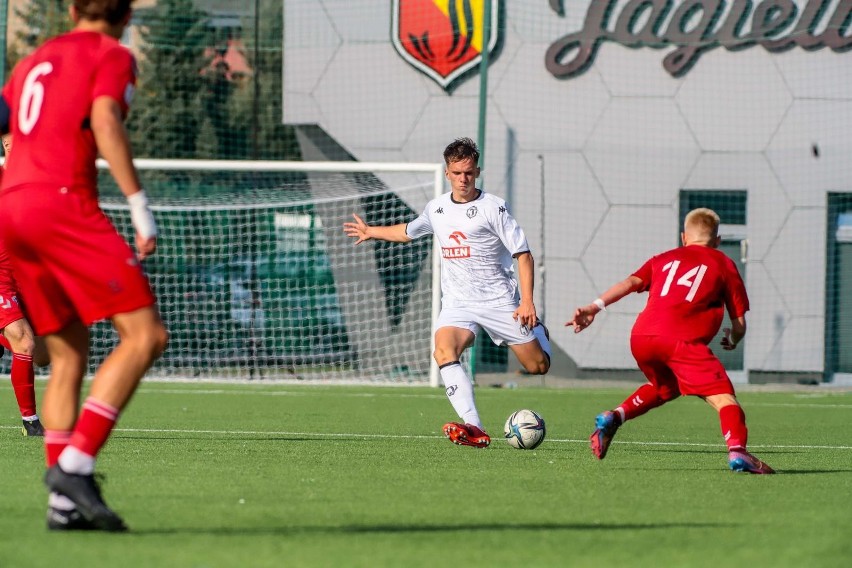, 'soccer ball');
504,409,546,450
